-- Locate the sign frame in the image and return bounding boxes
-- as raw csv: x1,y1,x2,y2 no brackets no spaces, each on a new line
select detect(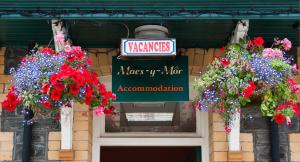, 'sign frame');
121,38,176,57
